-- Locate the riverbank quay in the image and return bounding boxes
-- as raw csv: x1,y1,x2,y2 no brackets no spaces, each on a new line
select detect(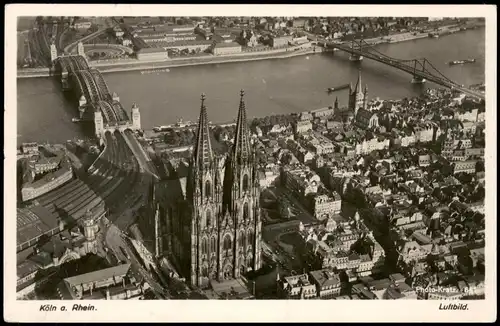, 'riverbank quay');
17,24,484,79
142,85,484,157
342,22,484,46
17,46,321,78
94,46,320,74
17,69,52,78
